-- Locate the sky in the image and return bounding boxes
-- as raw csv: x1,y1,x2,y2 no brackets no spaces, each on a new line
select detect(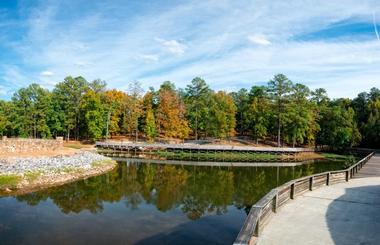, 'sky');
0,0,380,100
